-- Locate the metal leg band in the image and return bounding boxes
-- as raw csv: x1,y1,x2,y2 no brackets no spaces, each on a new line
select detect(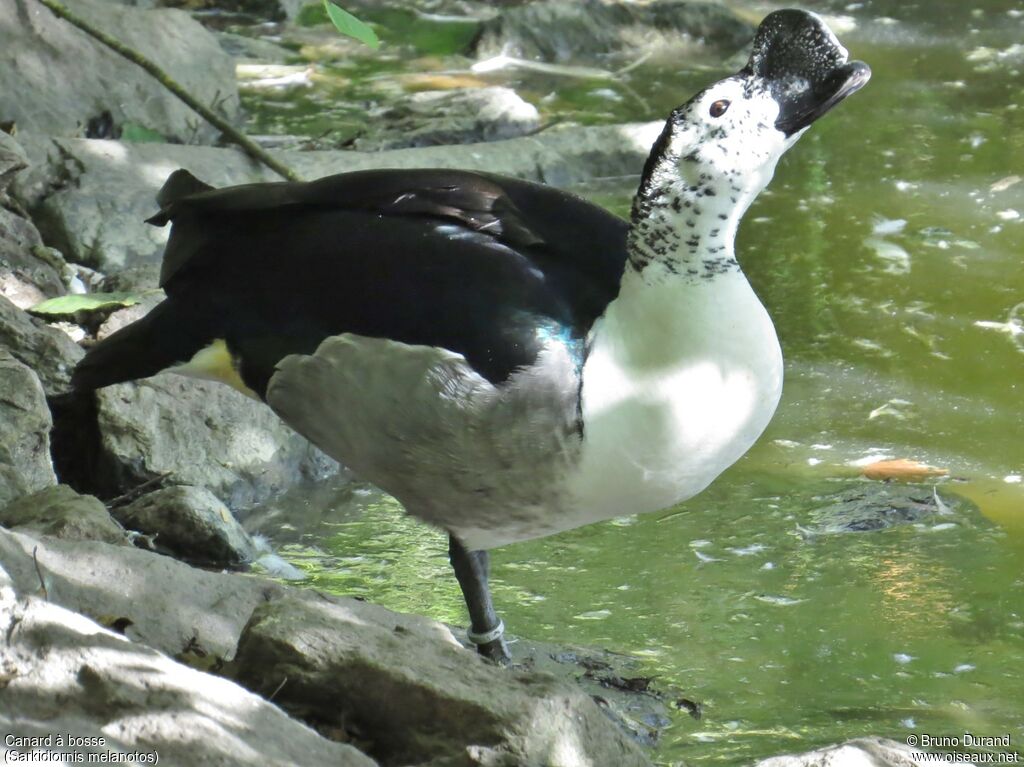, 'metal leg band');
467,619,505,646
